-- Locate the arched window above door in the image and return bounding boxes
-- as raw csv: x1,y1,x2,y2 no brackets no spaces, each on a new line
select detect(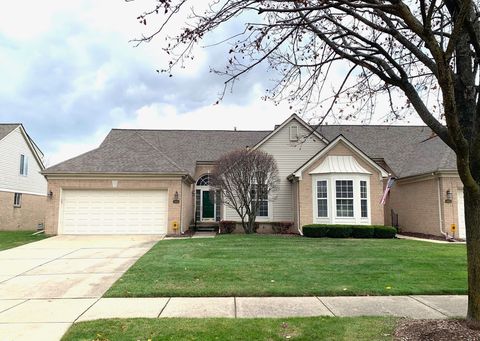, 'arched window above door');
196,174,211,186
